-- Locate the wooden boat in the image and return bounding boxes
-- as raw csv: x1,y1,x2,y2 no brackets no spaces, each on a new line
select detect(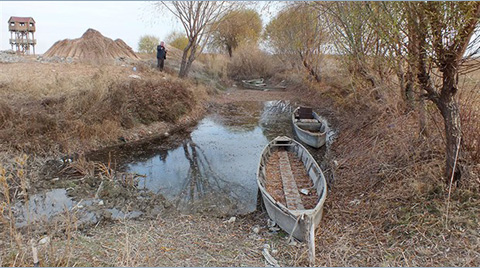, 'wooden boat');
241,78,286,91
242,78,267,90
257,136,327,242
292,107,327,148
